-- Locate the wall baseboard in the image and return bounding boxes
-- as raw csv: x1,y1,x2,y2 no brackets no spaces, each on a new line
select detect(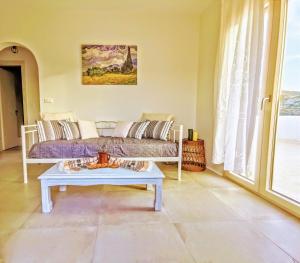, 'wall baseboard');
206,165,223,176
